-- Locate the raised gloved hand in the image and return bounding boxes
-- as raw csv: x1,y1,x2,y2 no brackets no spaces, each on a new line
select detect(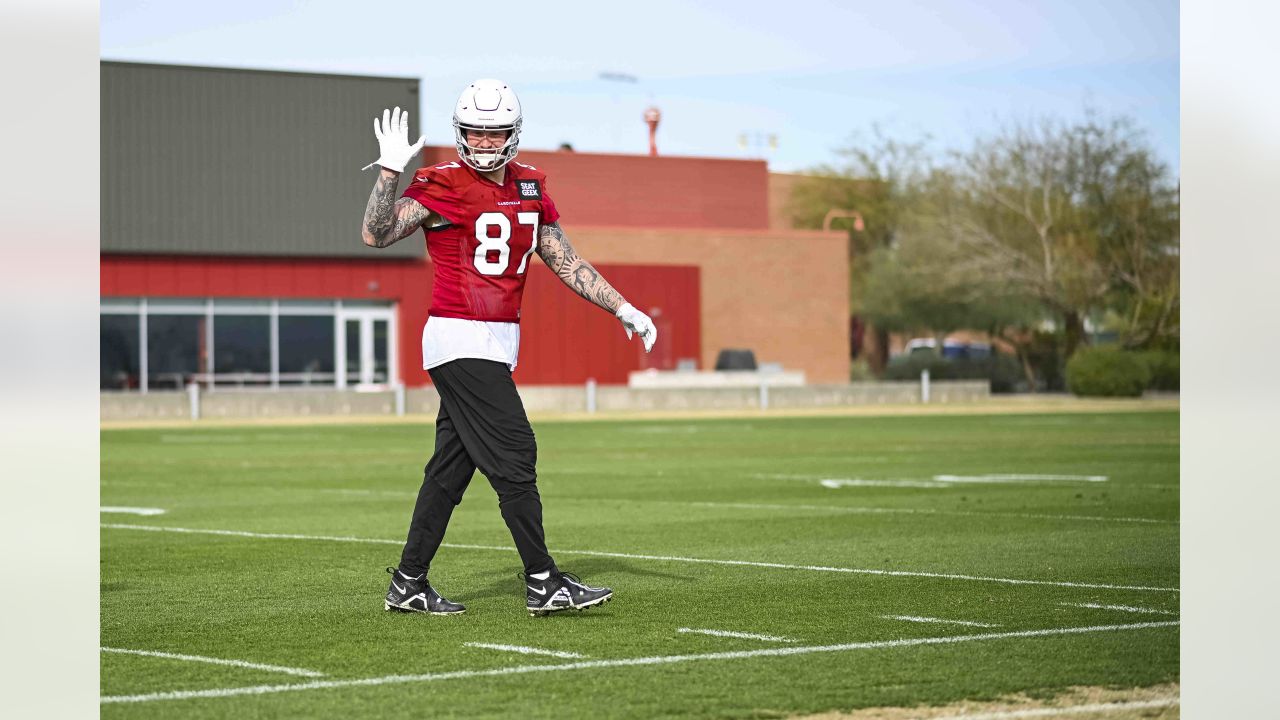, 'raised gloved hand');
362,106,426,172
616,303,657,353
